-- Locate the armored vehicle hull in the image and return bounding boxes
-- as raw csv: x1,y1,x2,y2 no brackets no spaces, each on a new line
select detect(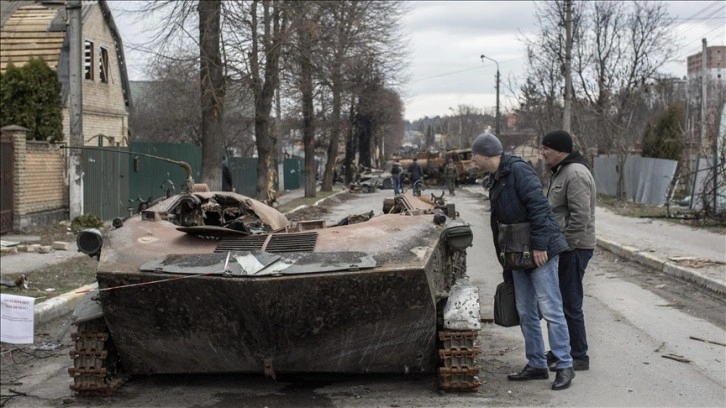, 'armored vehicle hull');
70,191,478,394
